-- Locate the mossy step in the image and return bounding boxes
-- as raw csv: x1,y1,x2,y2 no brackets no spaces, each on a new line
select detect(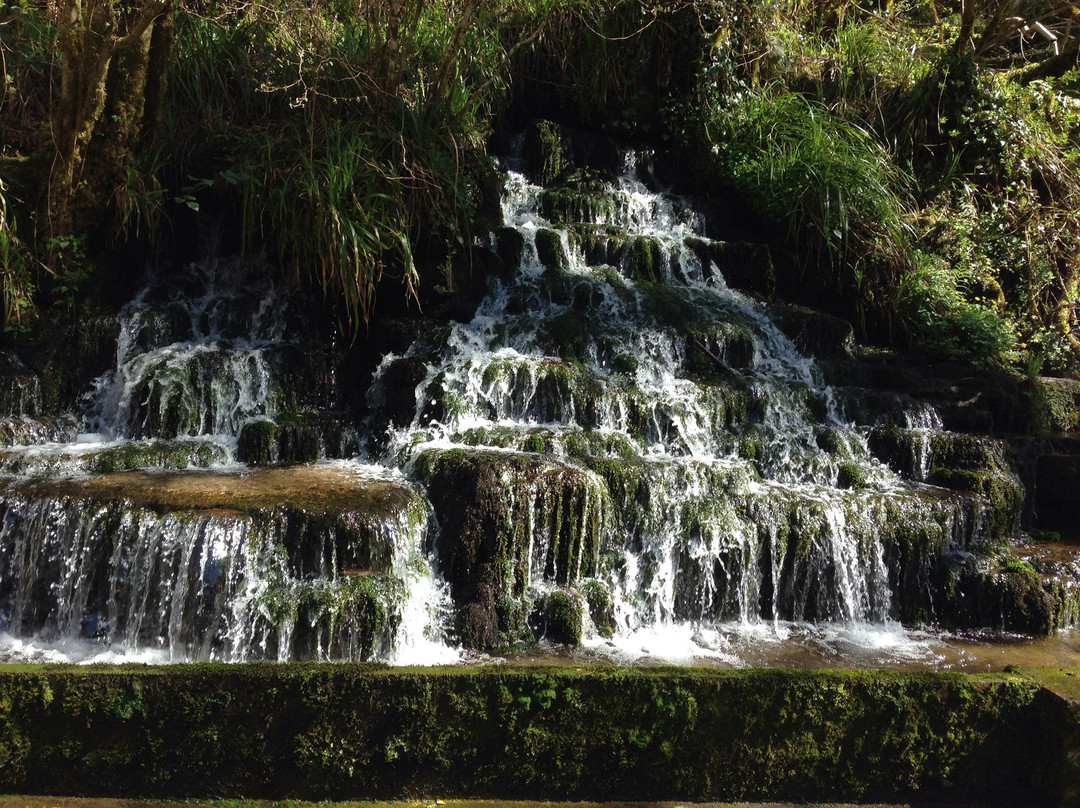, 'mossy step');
0,437,228,476
0,414,81,446
116,342,339,440
237,414,359,466
769,302,854,358
867,426,1024,543
0,464,429,656
684,236,776,298
453,423,637,459
425,354,749,447
0,666,1073,805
